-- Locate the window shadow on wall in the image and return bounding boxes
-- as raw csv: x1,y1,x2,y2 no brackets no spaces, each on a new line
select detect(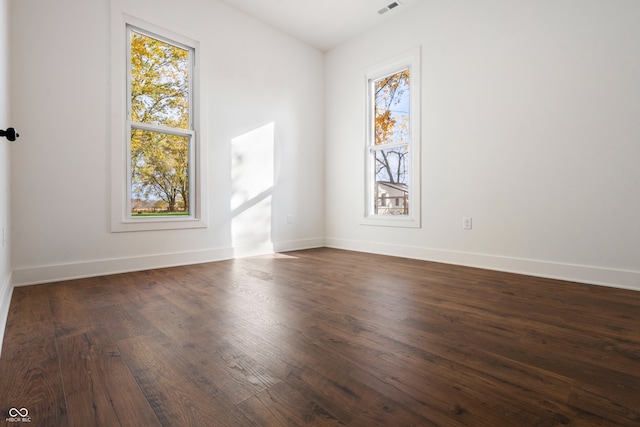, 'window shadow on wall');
230,122,275,258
